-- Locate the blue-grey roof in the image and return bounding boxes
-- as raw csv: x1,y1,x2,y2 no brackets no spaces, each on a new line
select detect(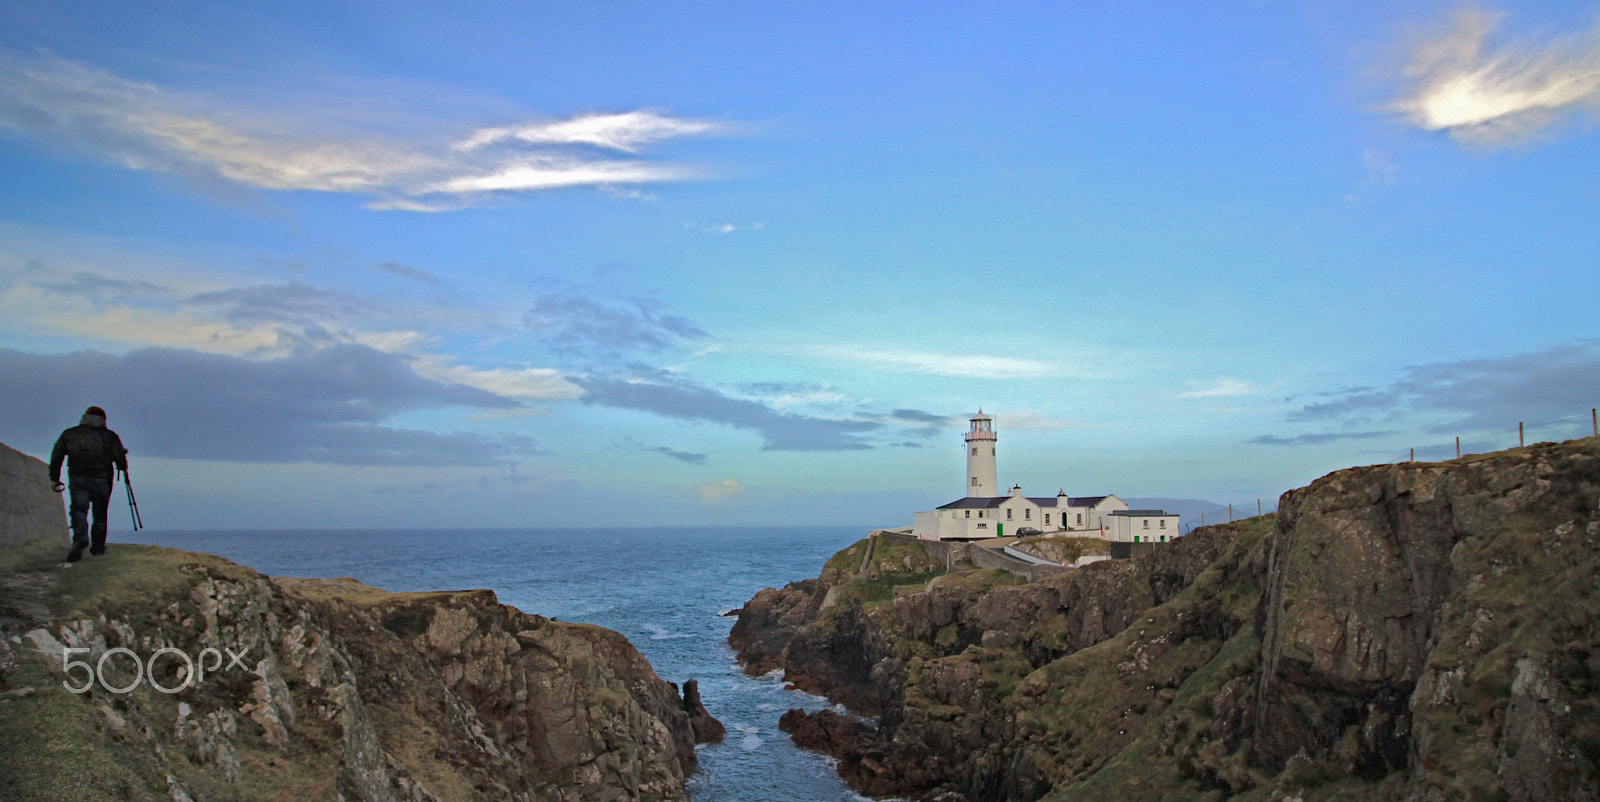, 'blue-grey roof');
937,495,1113,510
937,497,1007,509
